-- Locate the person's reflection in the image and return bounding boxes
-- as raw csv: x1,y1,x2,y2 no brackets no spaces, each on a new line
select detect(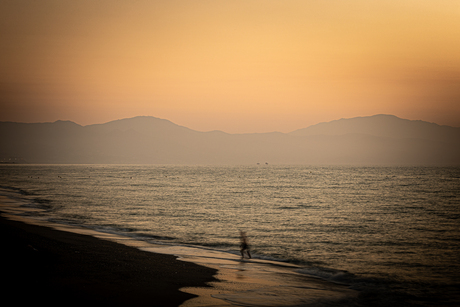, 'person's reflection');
237,260,247,280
